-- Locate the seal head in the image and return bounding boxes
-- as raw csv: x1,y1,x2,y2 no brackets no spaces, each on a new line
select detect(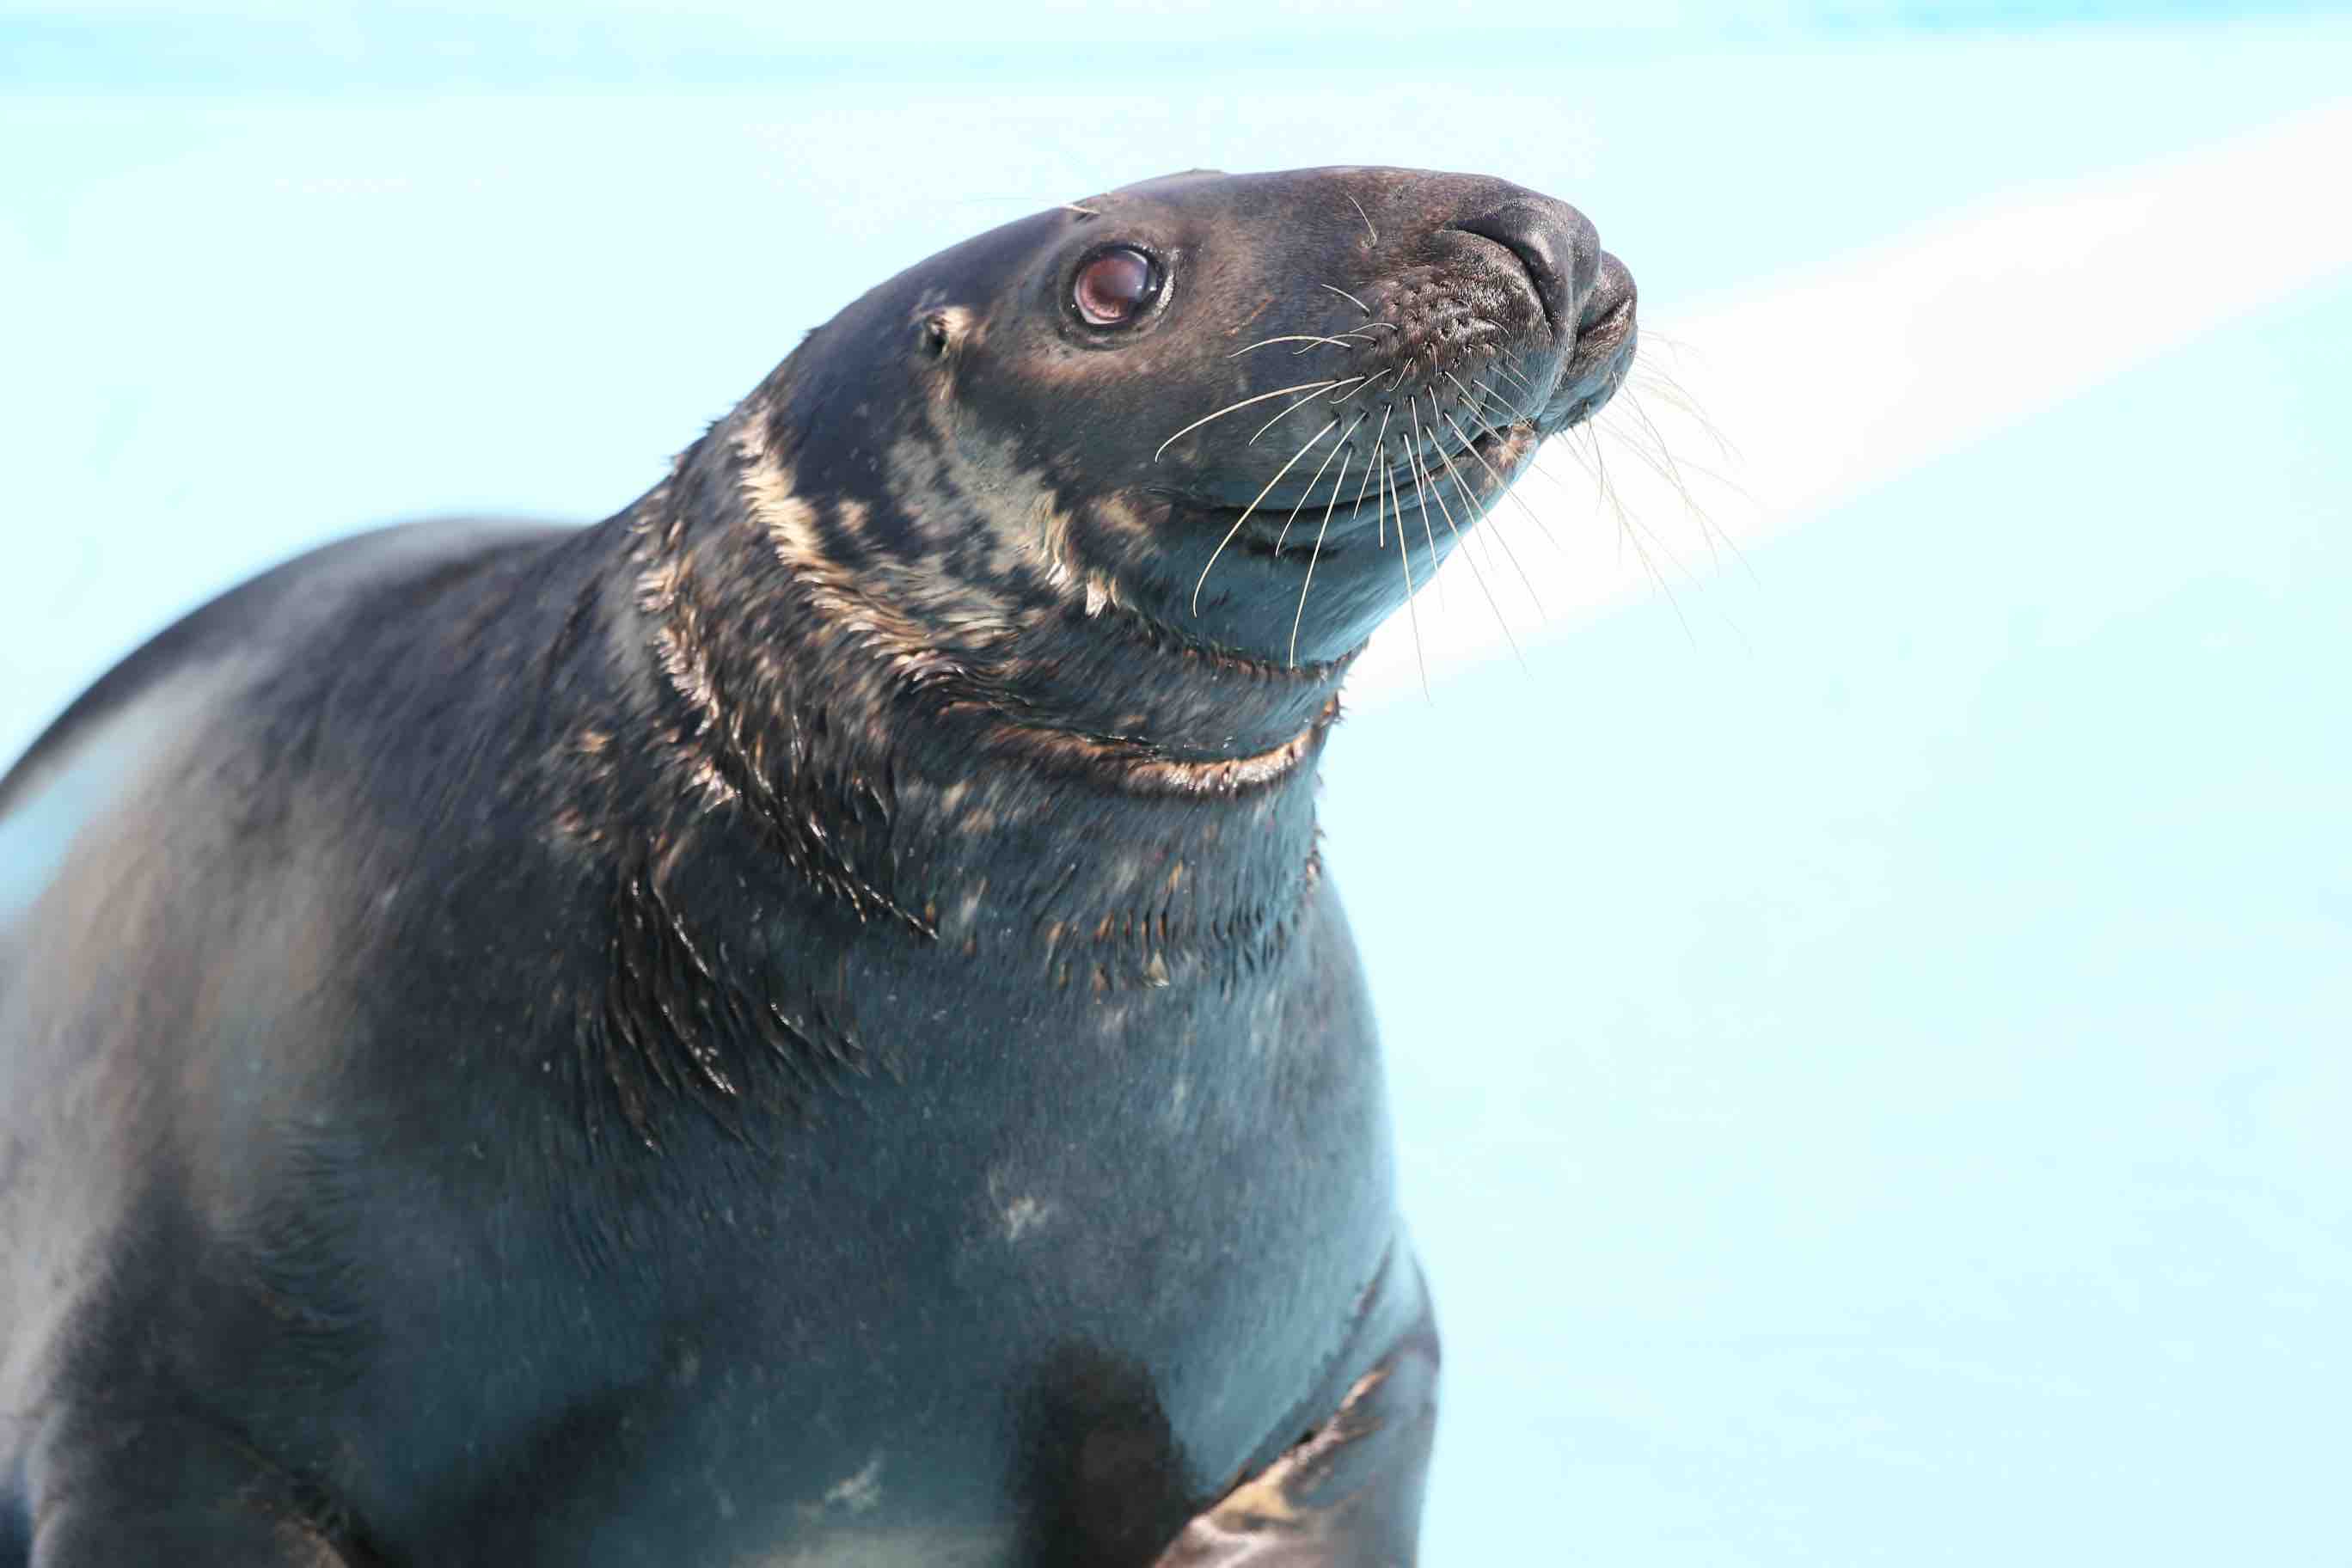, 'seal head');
715,166,1635,774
